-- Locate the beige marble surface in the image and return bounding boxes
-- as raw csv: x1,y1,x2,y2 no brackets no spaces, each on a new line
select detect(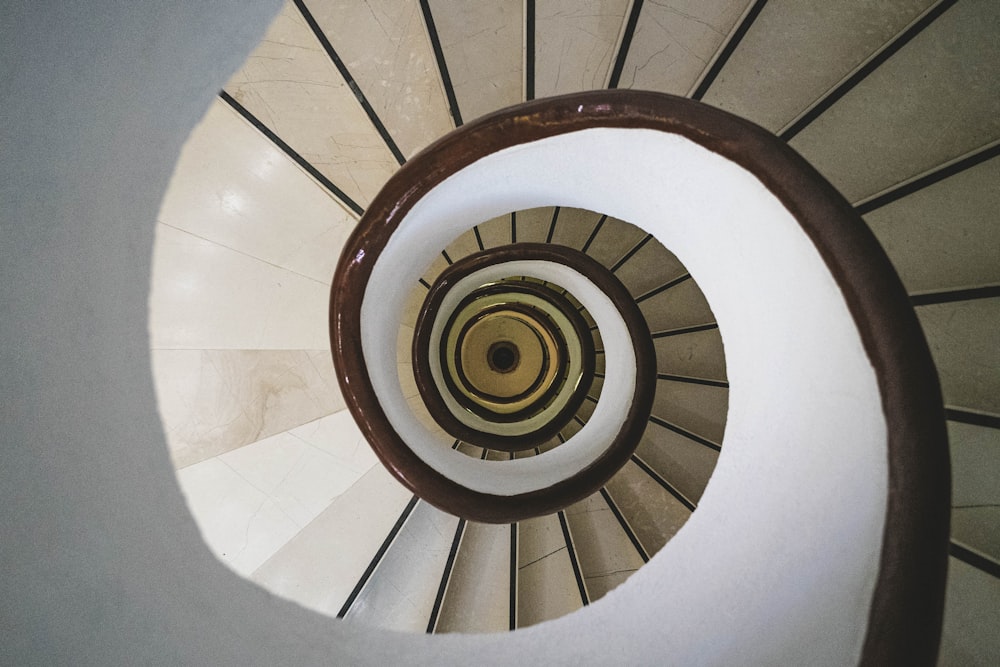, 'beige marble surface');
584,216,648,268
651,379,728,444
565,492,645,601
159,100,357,285
435,522,511,633
347,501,461,631
703,0,935,132
251,465,413,616
154,349,344,469
514,207,557,243
535,0,631,96
653,327,727,381
865,151,1000,294
176,410,379,576
948,421,1000,507
613,236,687,298
306,0,455,158
224,1,399,208
149,223,330,350
548,207,604,250
917,298,1000,415
638,277,715,333
605,460,693,555
637,421,719,504
516,513,583,627
788,0,1000,203
617,0,750,94
427,0,522,122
